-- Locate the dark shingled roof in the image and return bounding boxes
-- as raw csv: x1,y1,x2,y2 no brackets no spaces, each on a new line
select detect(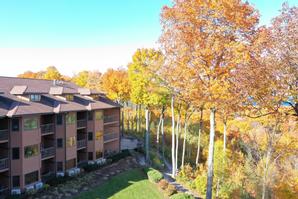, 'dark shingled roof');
0,76,120,117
